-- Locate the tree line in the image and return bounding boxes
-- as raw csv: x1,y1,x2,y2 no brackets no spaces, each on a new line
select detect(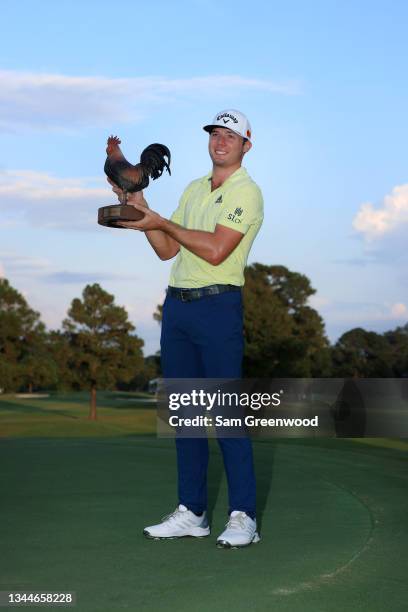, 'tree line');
0,281,151,418
1,264,408,416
